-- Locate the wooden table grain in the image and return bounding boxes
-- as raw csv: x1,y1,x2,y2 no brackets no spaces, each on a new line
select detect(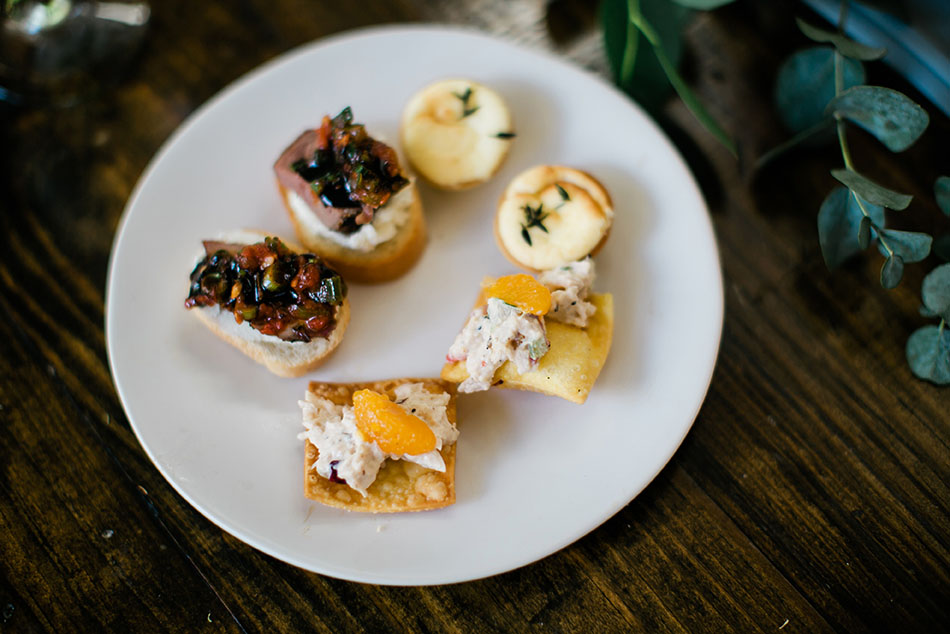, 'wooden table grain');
2,1,948,631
